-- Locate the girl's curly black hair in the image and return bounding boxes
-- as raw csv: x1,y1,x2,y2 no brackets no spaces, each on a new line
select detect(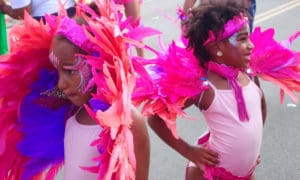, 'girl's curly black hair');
184,1,249,67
